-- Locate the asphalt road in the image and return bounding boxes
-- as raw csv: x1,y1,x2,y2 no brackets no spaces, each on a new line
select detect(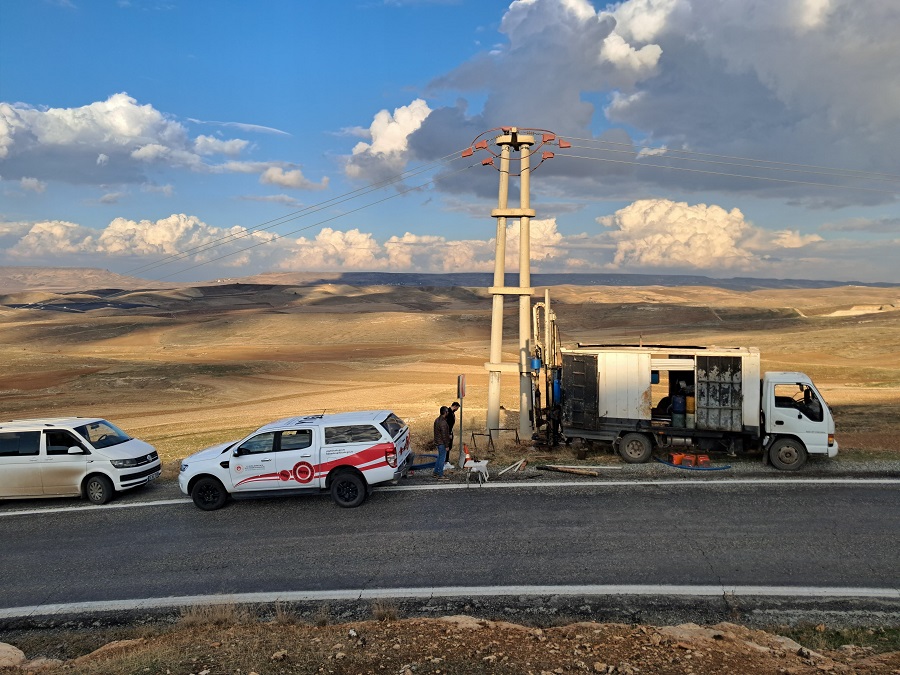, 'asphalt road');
1,482,898,610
